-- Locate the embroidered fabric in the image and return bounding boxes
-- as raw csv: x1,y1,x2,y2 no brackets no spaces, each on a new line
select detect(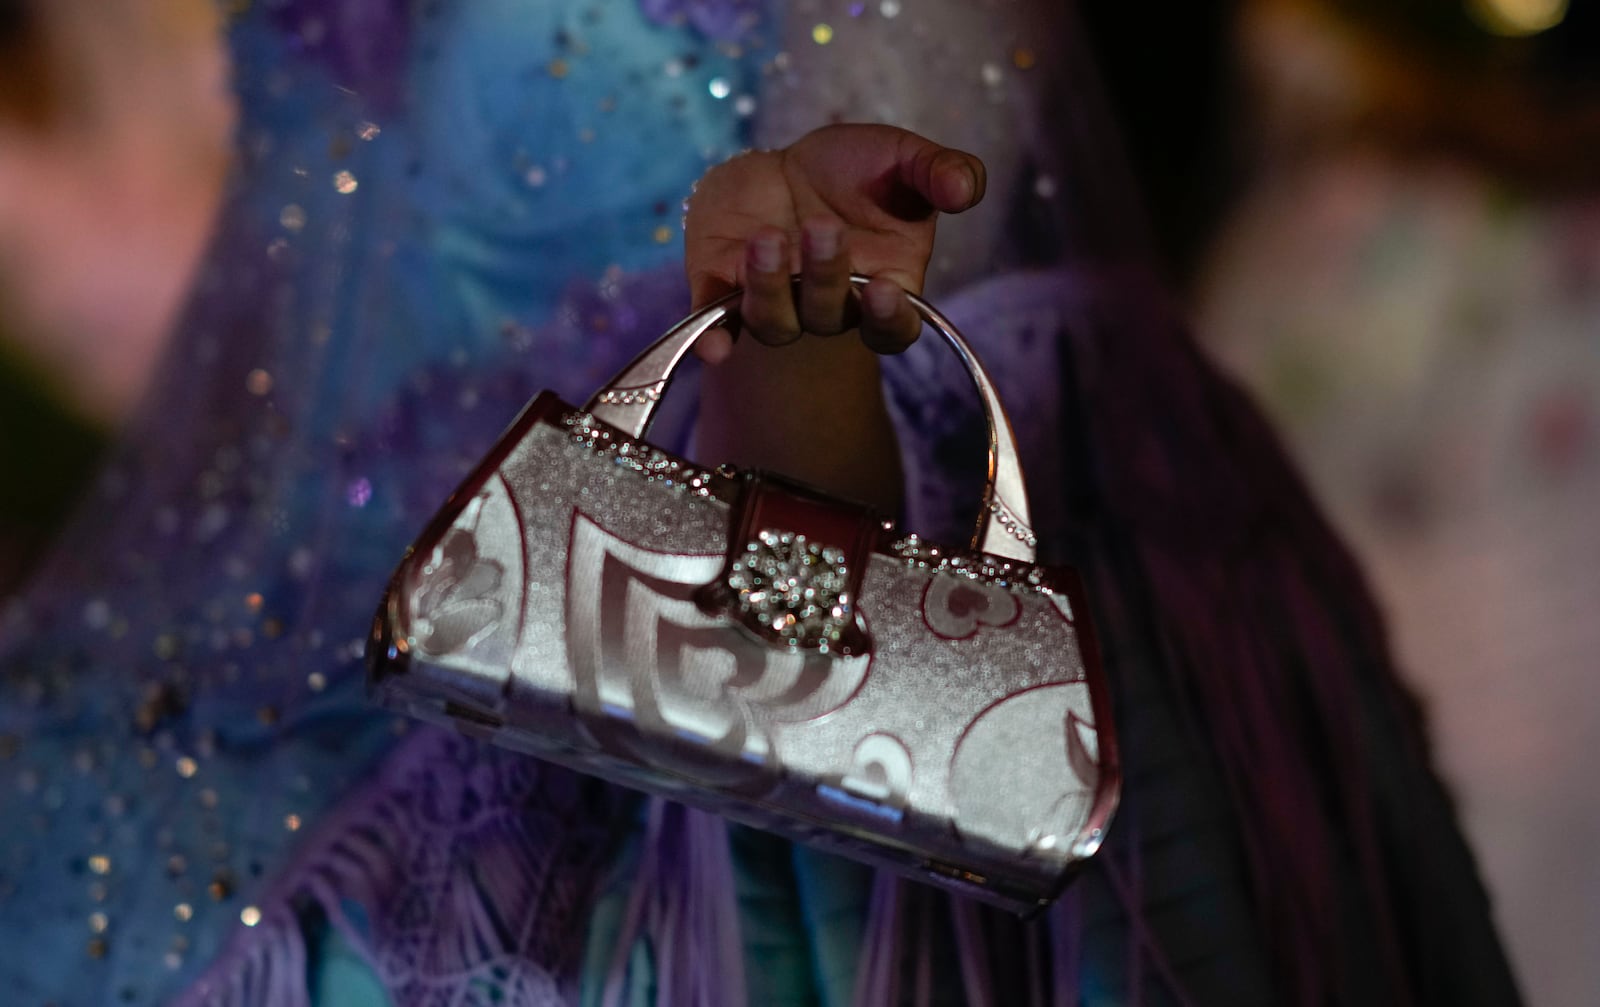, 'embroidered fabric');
177,728,628,1007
